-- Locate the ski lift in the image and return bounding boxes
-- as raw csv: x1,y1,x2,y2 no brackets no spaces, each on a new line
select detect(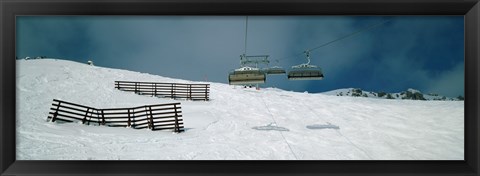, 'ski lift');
228,66,266,85
287,50,324,80
229,54,269,85
263,59,286,75
265,66,287,75
228,17,268,85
